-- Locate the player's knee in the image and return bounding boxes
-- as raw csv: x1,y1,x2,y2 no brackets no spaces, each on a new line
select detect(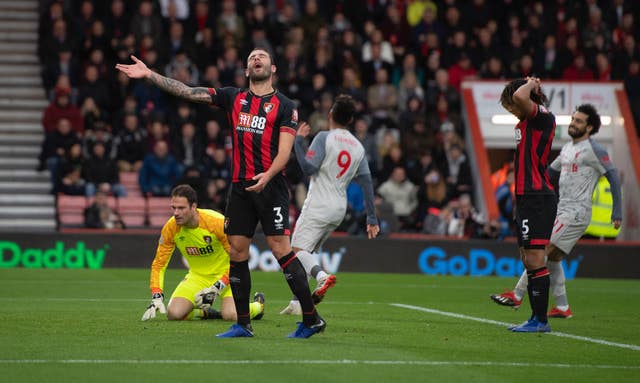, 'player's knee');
547,246,565,262
266,236,291,259
166,307,188,321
